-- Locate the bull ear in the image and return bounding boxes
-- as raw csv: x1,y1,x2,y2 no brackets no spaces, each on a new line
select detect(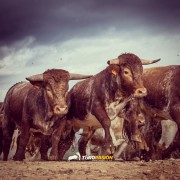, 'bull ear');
26,74,44,88
69,73,93,80
108,64,120,75
140,58,160,65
